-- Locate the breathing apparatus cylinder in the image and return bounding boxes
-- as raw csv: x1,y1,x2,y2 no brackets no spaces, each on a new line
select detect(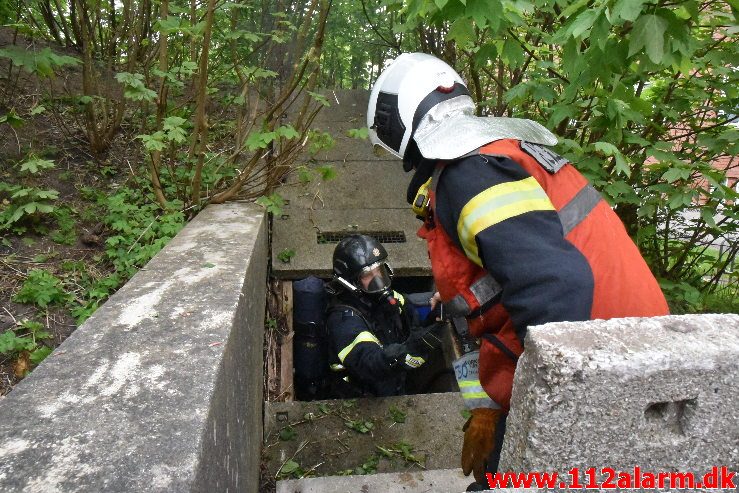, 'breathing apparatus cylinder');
292,276,329,401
